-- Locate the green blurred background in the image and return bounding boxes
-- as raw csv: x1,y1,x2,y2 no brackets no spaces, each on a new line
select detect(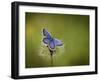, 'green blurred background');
25,12,89,68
